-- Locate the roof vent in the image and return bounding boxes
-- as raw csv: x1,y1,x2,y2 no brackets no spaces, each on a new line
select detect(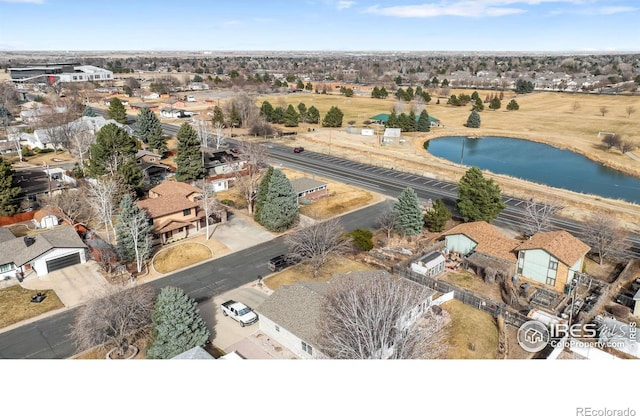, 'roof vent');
24,236,35,247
